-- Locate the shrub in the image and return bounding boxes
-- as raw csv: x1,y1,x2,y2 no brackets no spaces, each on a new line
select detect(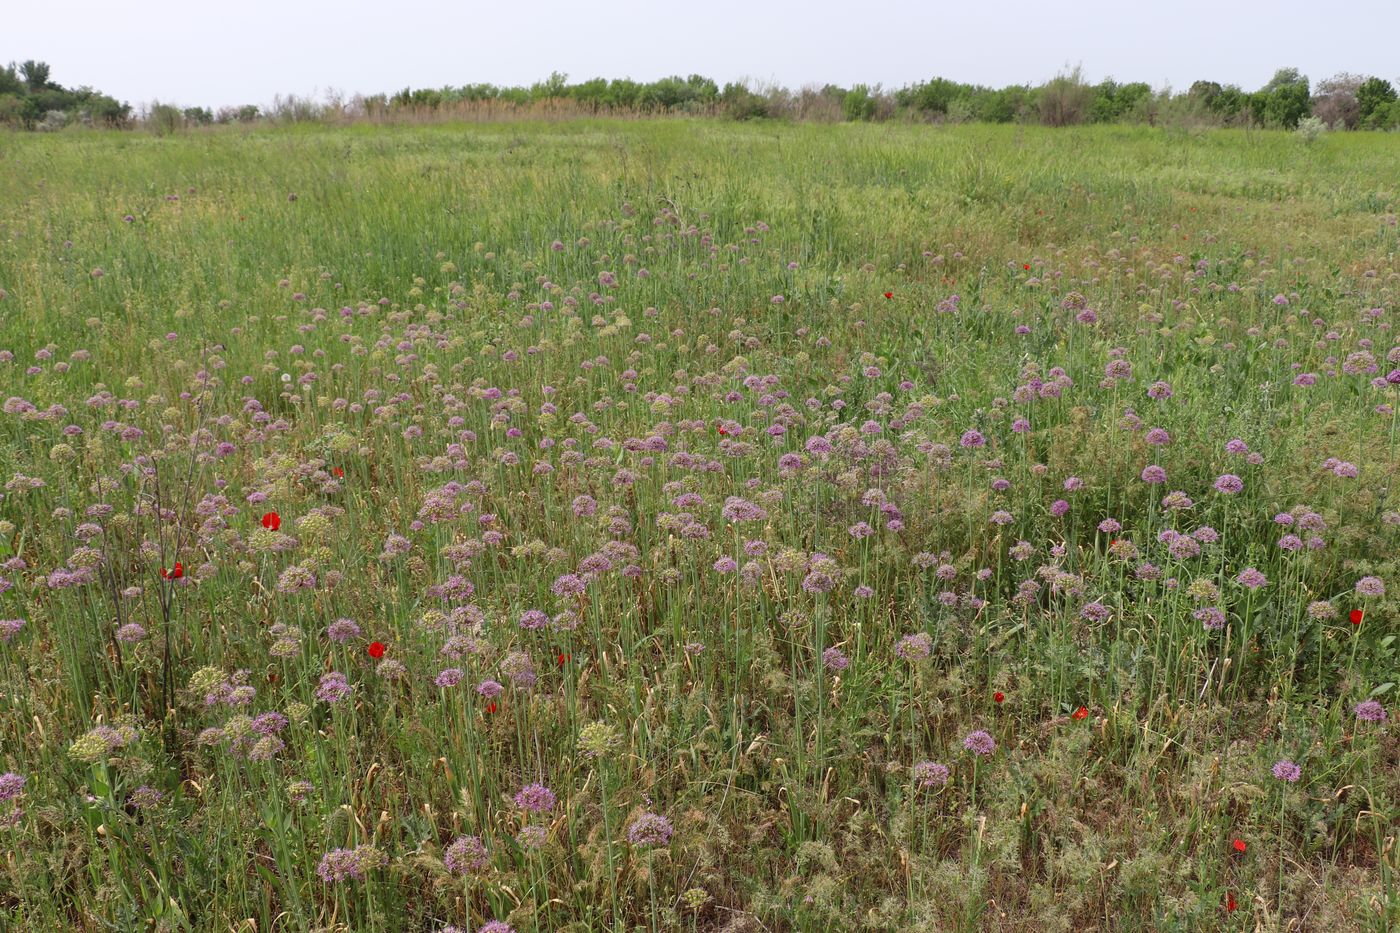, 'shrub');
1294,115,1326,142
